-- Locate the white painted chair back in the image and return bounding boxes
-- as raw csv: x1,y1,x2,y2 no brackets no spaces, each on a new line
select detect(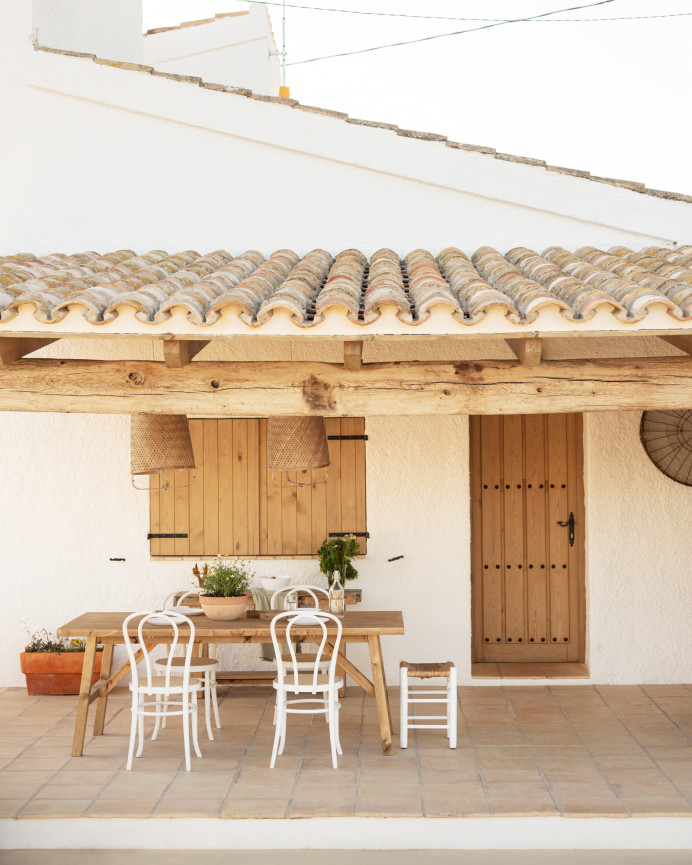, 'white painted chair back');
161,590,198,610
270,610,342,694
123,610,196,694
270,584,329,610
